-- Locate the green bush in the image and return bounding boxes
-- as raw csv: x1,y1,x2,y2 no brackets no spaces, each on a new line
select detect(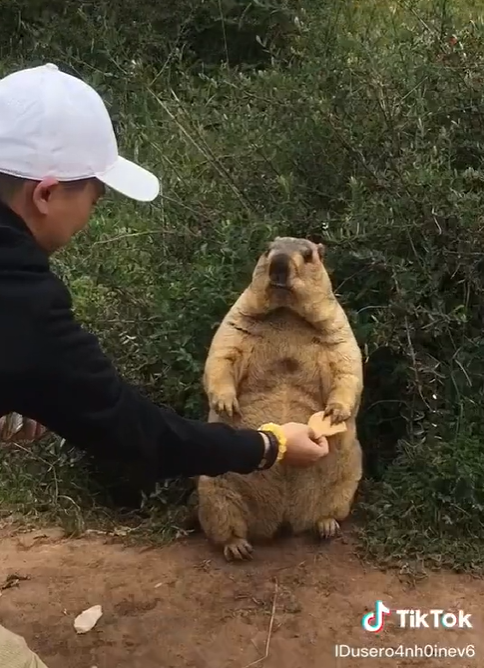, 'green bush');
1,0,484,569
